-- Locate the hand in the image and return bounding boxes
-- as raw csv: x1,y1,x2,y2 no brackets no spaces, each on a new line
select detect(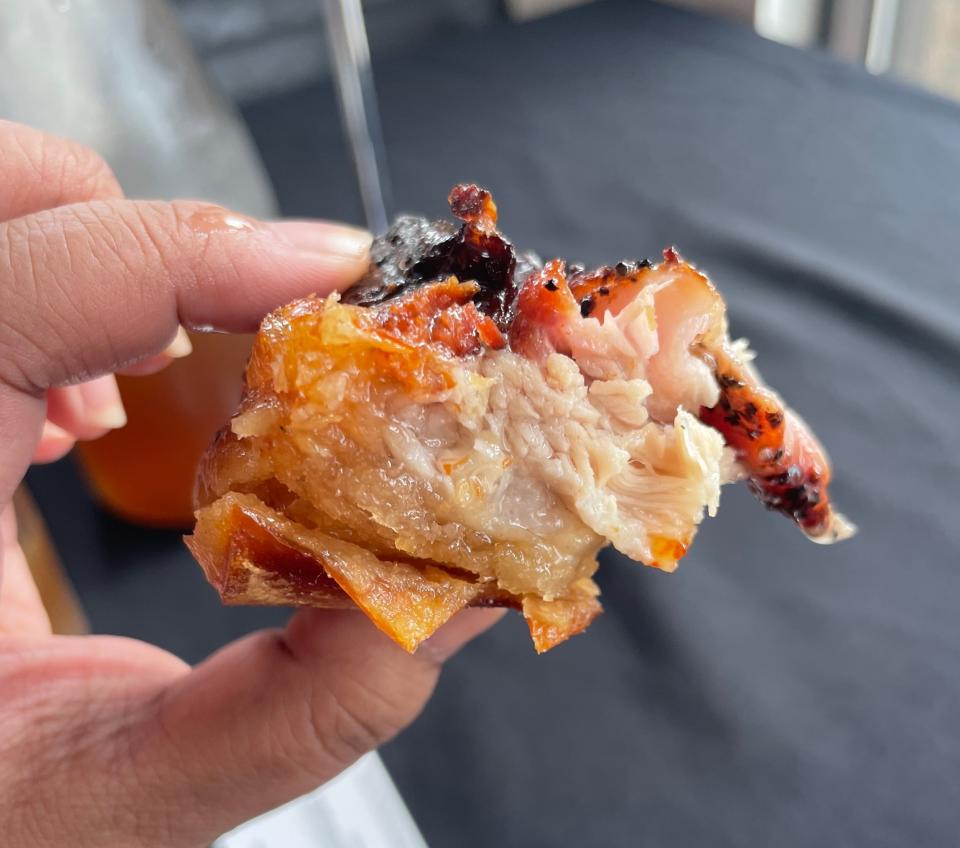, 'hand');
0,120,502,847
